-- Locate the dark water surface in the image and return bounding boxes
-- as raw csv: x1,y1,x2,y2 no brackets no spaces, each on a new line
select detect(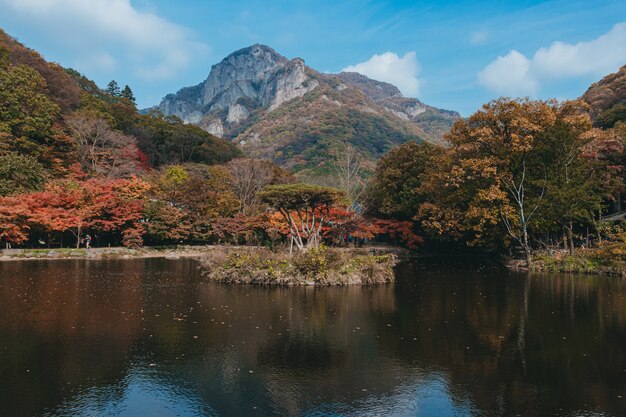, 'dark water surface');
1,258,625,416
